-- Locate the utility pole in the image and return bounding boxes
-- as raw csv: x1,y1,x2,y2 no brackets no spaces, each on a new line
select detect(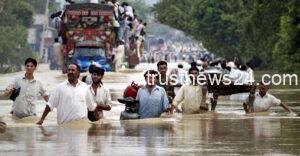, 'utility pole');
40,0,50,63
